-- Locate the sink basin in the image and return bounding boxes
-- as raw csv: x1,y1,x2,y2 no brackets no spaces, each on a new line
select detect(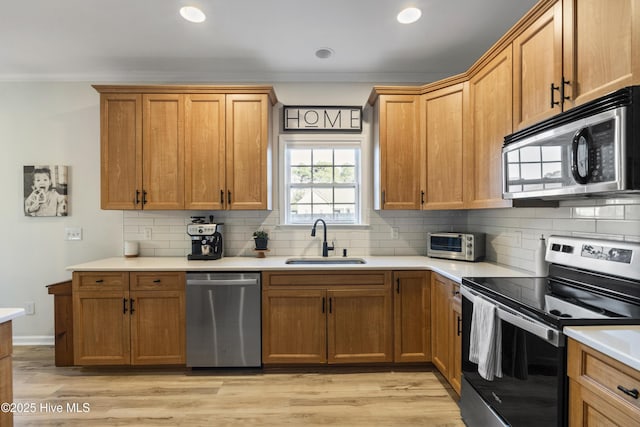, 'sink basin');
285,257,366,265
